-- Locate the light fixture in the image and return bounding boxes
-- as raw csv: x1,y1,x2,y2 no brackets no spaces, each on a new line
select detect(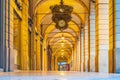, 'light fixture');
61,41,64,47
61,34,65,40
61,43,64,47
61,37,65,40
50,0,73,31
61,53,64,55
